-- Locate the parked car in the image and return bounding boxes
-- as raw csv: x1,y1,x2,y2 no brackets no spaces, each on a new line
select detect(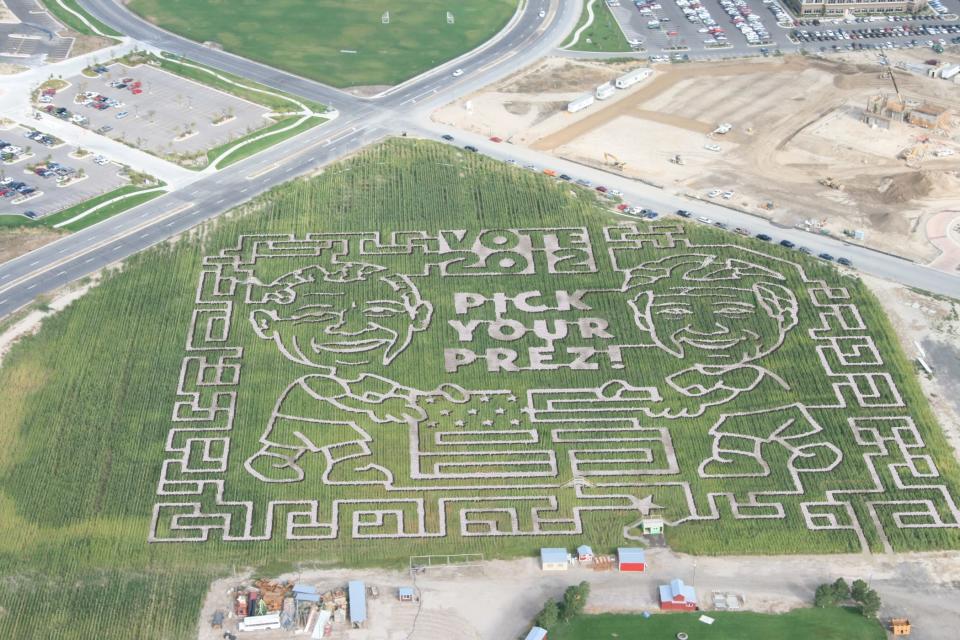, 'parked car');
837,257,852,266
675,209,692,218
818,252,834,261
463,145,478,152
756,233,772,241
441,134,454,141
489,136,503,143
558,174,571,181
779,239,795,248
